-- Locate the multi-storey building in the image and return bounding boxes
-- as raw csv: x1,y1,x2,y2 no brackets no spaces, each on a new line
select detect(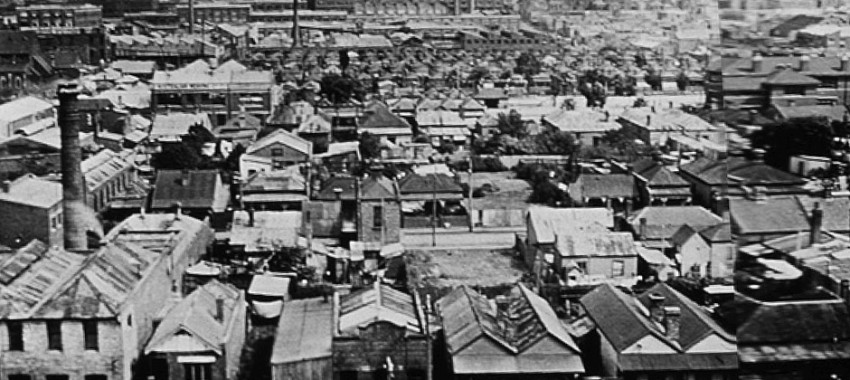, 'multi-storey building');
16,4,102,29
17,4,106,66
176,2,252,25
